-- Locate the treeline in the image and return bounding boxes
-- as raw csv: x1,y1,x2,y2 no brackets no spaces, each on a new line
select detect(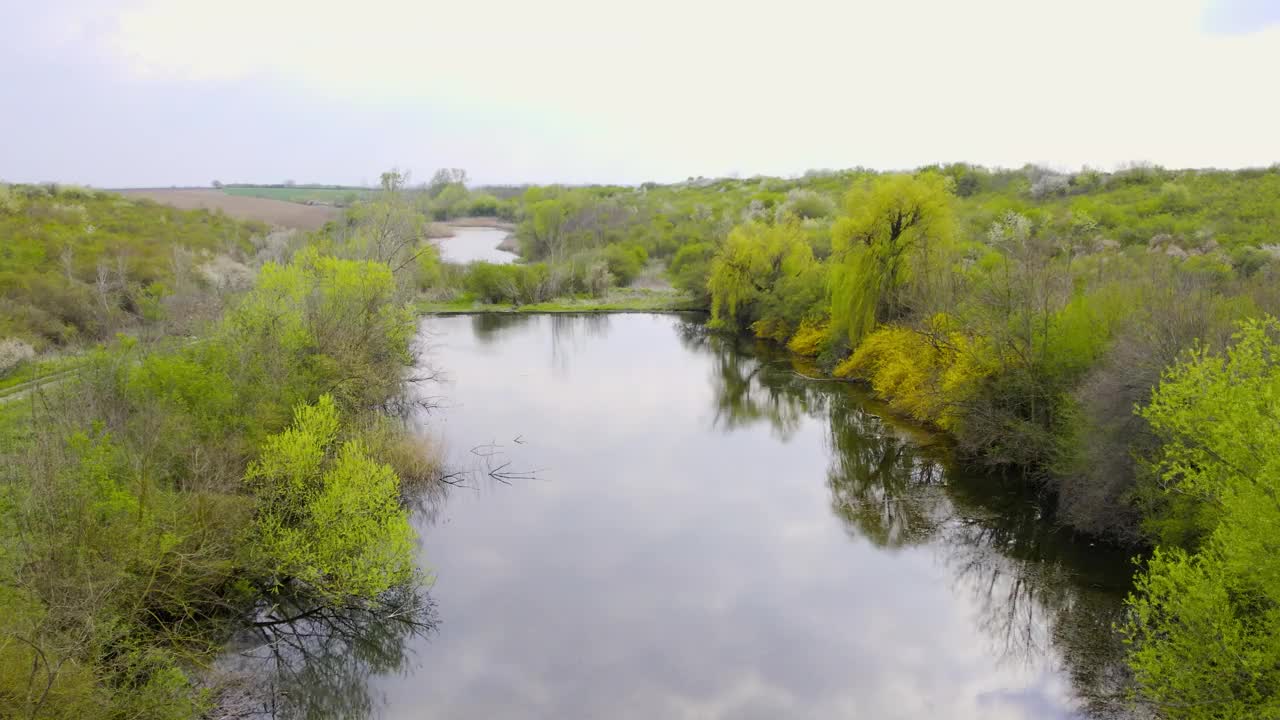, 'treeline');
0,185,444,716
